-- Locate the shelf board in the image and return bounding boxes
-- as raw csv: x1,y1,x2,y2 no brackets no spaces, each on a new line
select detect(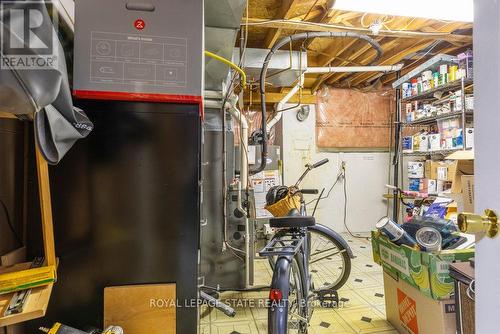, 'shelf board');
403,111,474,126
403,148,471,157
401,78,473,102
383,194,416,200
0,284,53,327
393,54,458,88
